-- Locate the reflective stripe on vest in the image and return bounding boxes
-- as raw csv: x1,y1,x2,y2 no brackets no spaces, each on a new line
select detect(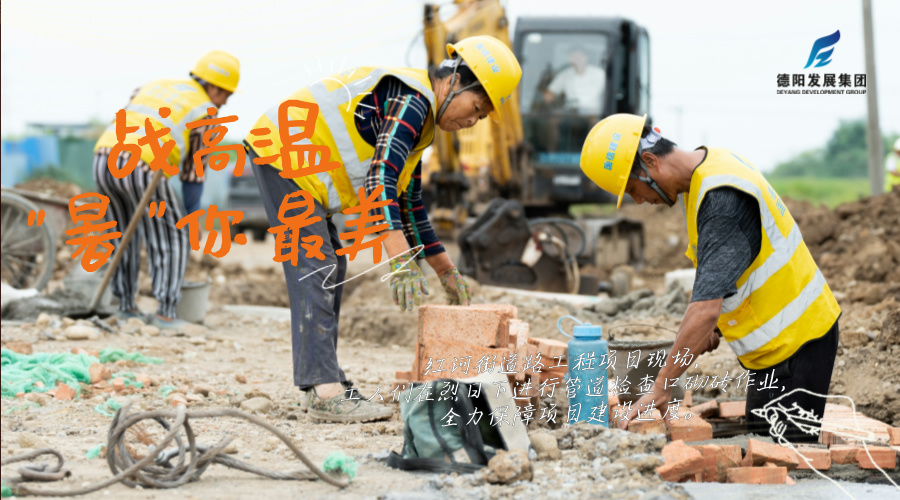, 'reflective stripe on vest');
95,79,213,173
250,67,436,212
684,148,840,369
